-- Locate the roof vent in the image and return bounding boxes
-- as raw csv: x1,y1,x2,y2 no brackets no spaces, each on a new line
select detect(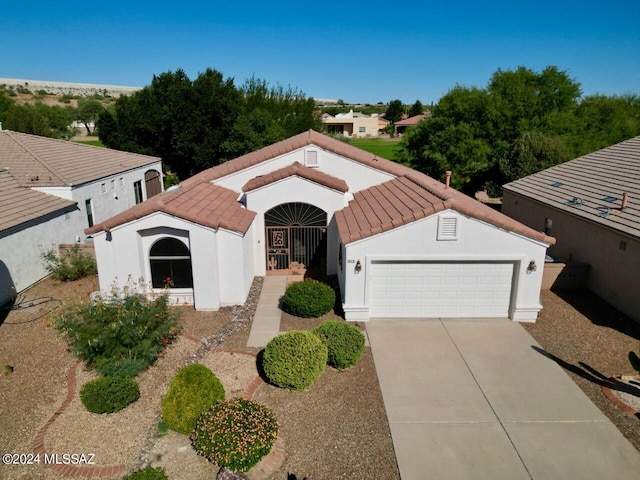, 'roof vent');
597,206,611,217
305,150,319,168
551,181,564,187
567,197,583,206
437,215,459,241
